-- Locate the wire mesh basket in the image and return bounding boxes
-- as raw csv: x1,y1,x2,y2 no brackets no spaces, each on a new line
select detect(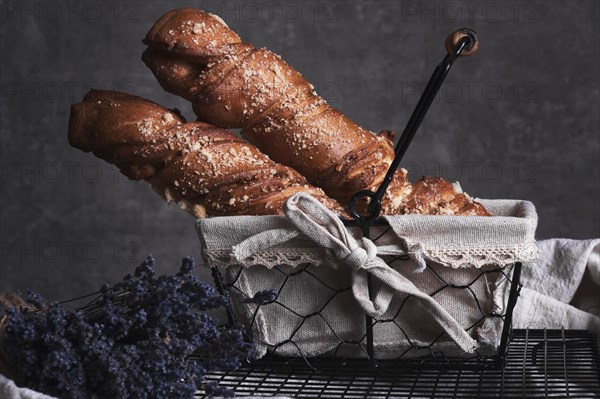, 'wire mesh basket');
198,198,538,370
197,28,539,371
212,242,519,369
